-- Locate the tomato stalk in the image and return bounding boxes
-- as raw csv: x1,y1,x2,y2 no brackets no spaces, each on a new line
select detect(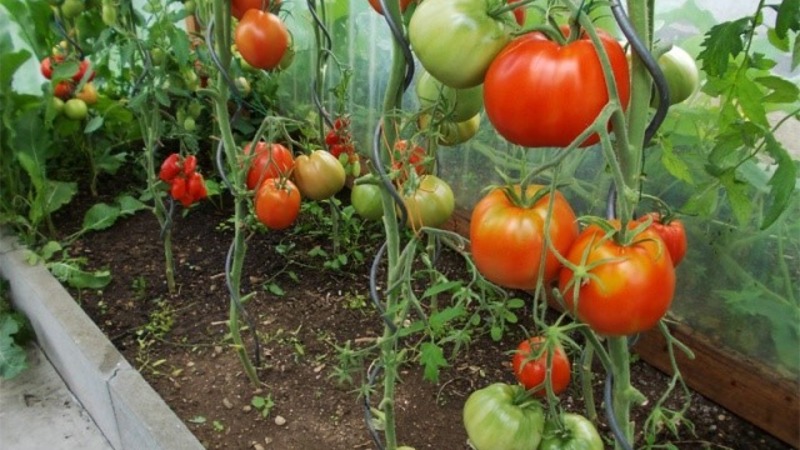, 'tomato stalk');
211,0,260,386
